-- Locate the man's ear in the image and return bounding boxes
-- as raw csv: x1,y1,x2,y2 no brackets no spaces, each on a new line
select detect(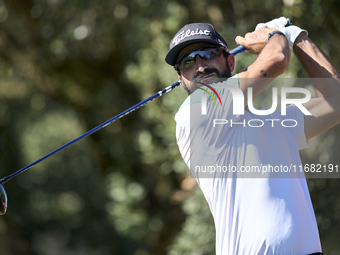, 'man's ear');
227,54,235,72
178,75,183,82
